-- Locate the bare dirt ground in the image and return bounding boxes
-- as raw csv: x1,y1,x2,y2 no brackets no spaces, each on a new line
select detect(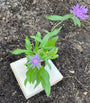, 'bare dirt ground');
0,0,90,103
